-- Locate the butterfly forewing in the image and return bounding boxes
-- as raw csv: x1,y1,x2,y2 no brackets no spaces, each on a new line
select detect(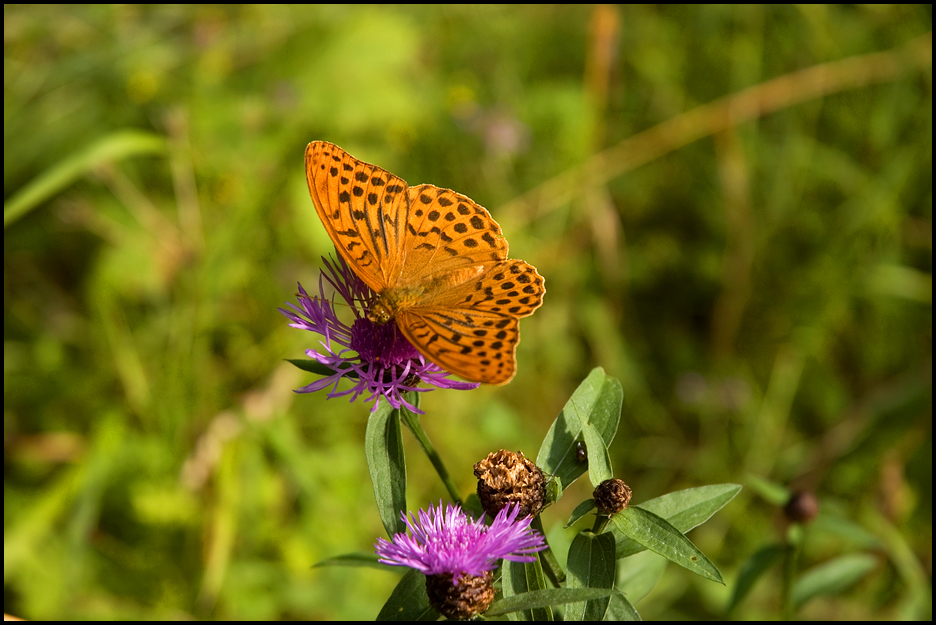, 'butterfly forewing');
395,184,509,289
305,141,409,292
